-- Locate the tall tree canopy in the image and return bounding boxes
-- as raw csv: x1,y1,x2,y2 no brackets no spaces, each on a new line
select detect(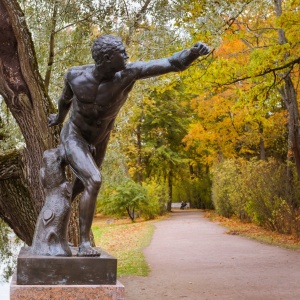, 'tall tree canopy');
1,0,214,244
0,0,178,244
1,0,300,252
181,0,300,176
